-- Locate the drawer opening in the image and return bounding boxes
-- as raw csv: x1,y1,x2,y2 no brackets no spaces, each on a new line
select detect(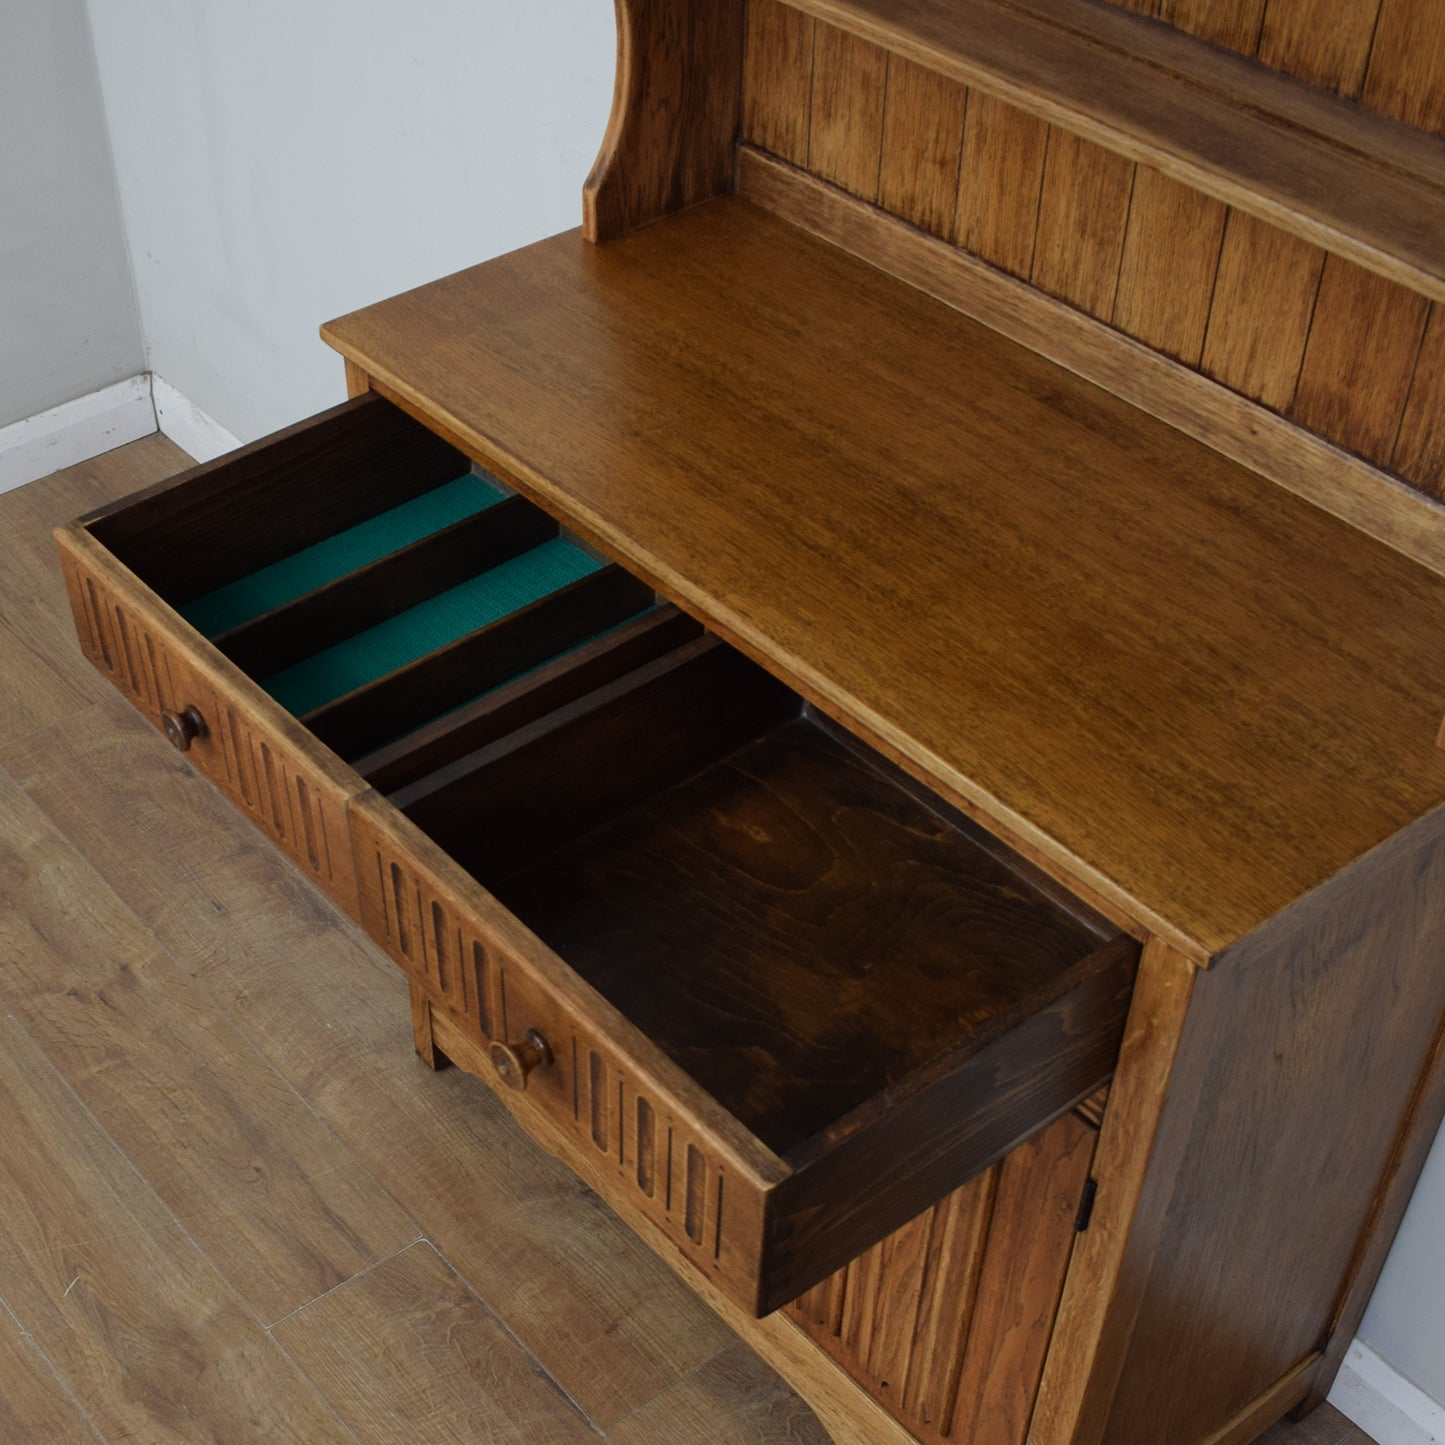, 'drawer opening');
384,636,1132,1162
86,394,667,763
